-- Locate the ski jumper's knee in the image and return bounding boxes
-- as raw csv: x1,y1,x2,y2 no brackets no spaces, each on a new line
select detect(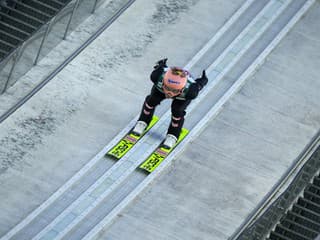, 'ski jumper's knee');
138,99,155,125
138,93,163,125
143,101,154,115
